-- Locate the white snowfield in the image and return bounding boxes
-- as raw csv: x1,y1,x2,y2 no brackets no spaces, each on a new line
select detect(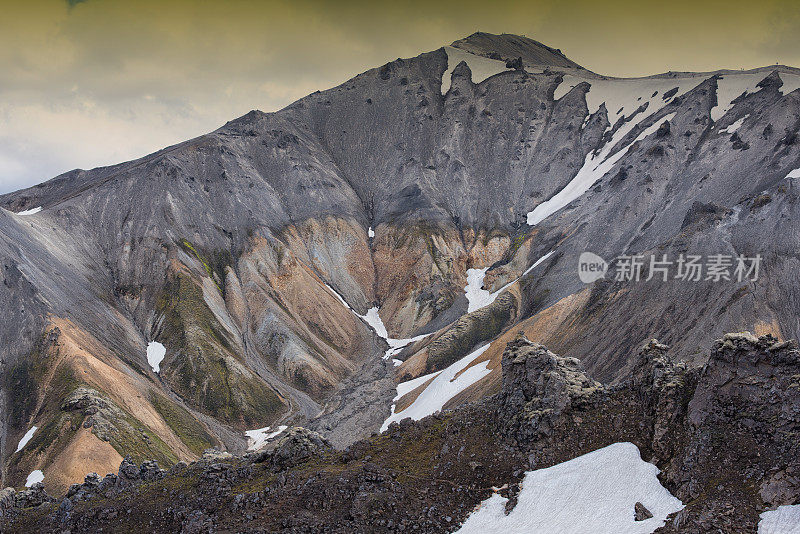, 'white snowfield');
25,470,44,487
16,206,42,215
380,343,492,432
780,73,800,96
15,426,38,453
711,73,767,121
245,425,288,451
464,268,492,313
536,69,798,227
322,282,431,359
146,341,166,373
786,168,800,179
555,74,704,124
441,46,512,95
527,112,676,226
719,114,749,134
464,251,555,314
455,442,684,534
368,226,375,238
759,504,800,534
